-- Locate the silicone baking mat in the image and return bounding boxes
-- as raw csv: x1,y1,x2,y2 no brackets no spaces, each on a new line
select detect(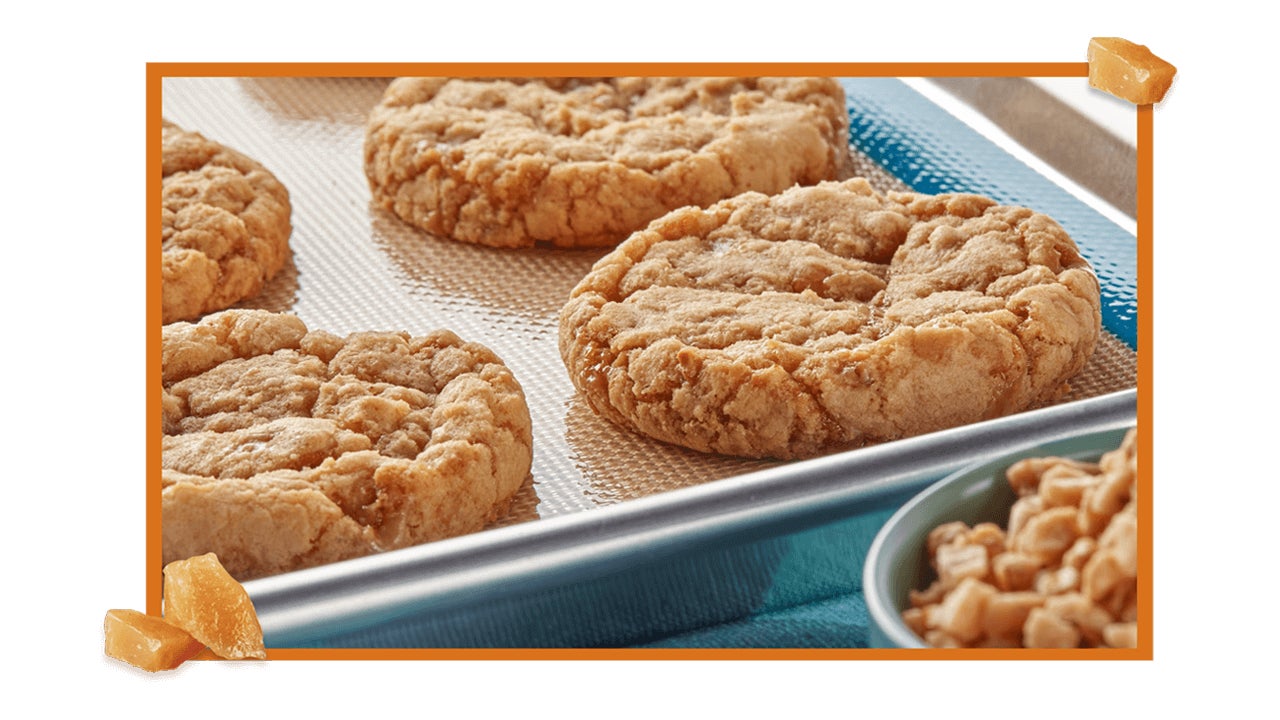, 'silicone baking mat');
160,76,1137,541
